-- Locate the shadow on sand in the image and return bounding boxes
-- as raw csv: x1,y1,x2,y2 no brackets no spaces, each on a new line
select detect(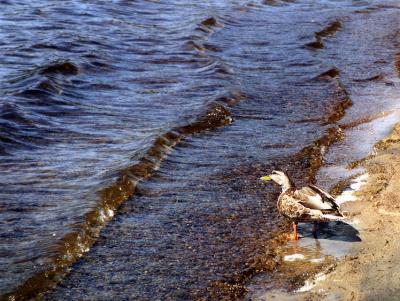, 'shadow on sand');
298,221,361,242
279,221,362,261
